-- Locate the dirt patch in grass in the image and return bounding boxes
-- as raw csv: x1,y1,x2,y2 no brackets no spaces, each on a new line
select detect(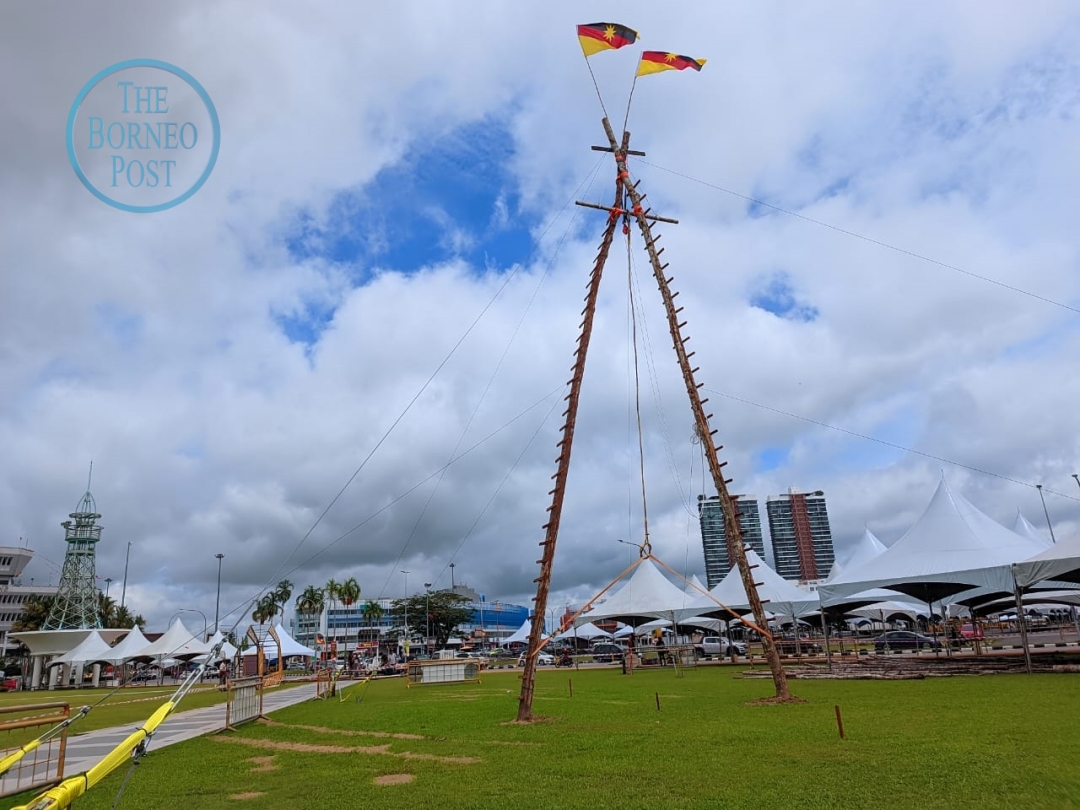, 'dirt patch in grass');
247,756,277,772
746,695,808,706
374,773,415,785
258,718,424,740
229,792,264,800
503,715,554,726
214,735,480,764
